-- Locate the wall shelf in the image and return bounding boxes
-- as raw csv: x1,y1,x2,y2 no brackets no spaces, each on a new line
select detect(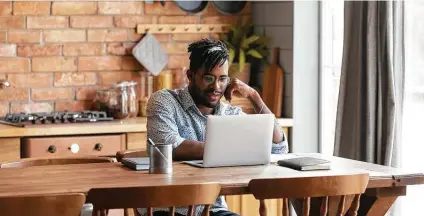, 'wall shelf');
136,24,230,34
